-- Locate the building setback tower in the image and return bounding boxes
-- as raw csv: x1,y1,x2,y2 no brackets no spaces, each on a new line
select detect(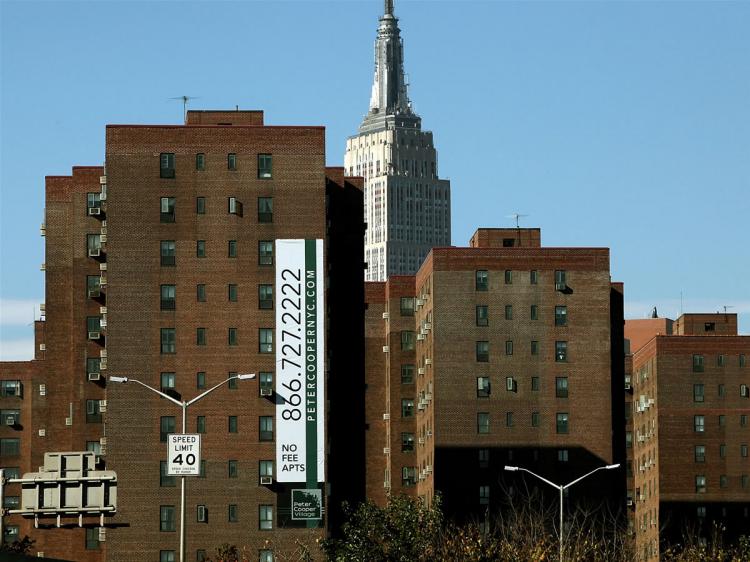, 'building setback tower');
345,0,451,281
